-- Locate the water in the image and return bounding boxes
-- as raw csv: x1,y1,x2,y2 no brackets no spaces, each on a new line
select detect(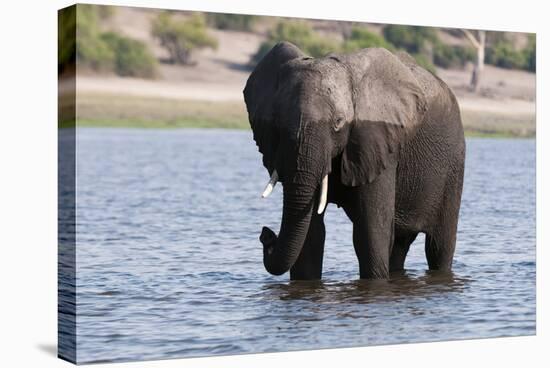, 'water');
67,128,535,364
